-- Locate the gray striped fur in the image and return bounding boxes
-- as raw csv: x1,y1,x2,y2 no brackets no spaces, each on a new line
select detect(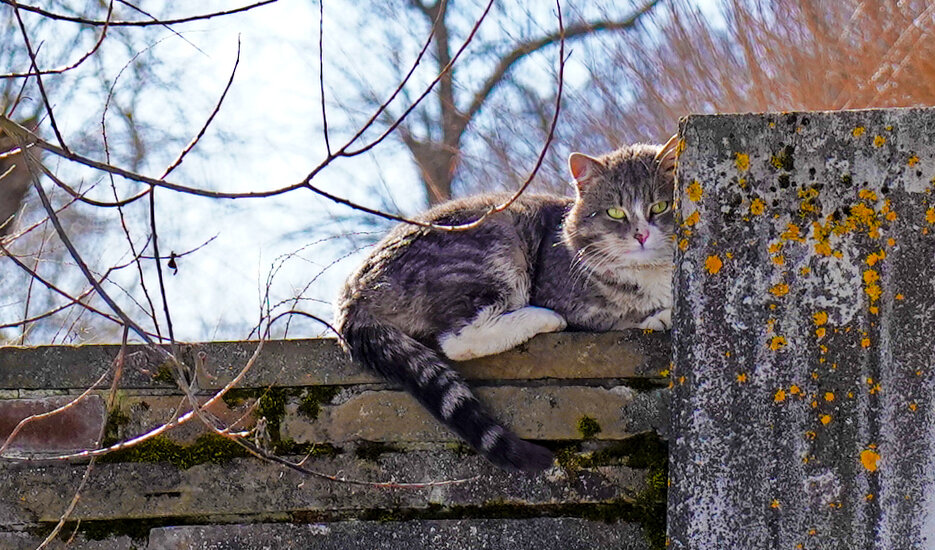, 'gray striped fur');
335,142,676,471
